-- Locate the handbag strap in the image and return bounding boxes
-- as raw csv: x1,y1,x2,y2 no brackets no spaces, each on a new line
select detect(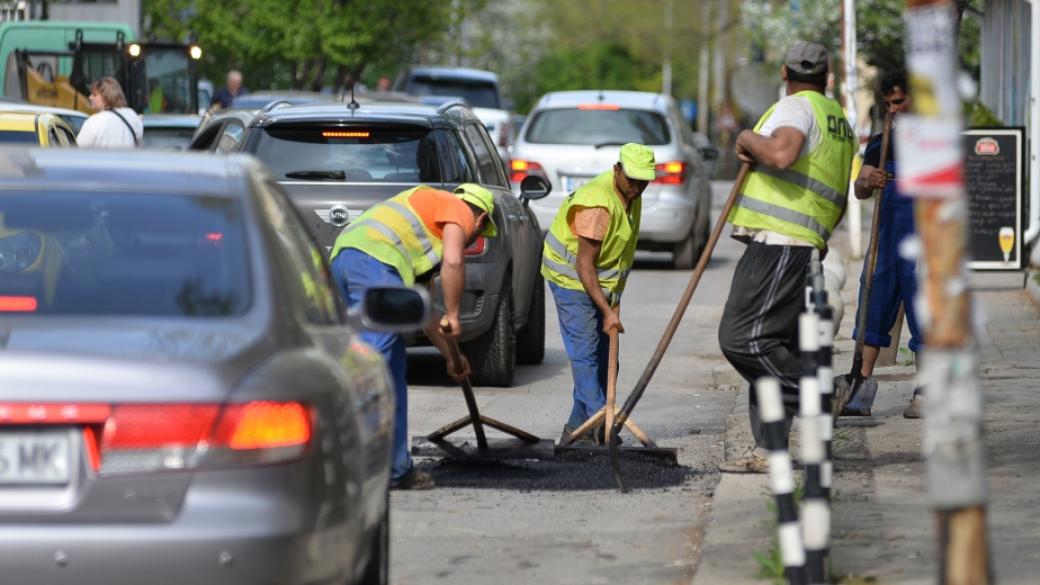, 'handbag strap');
108,109,141,146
